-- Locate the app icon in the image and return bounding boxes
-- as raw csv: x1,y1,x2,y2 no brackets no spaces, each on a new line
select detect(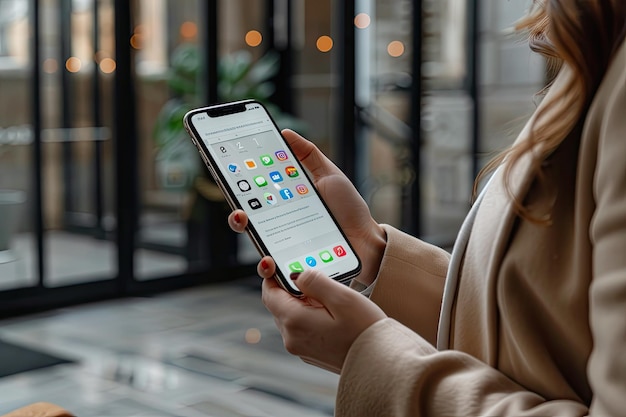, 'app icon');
333,245,347,257
227,163,241,174
248,198,262,210
264,192,278,205
219,146,228,153
279,189,294,200
319,250,333,263
275,150,288,161
305,256,317,267
237,180,251,192
269,171,283,182
260,154,274,166
289,261,304,273
295,184,309,195
285,166,299,178
254,176,268,187
244,159,257,169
